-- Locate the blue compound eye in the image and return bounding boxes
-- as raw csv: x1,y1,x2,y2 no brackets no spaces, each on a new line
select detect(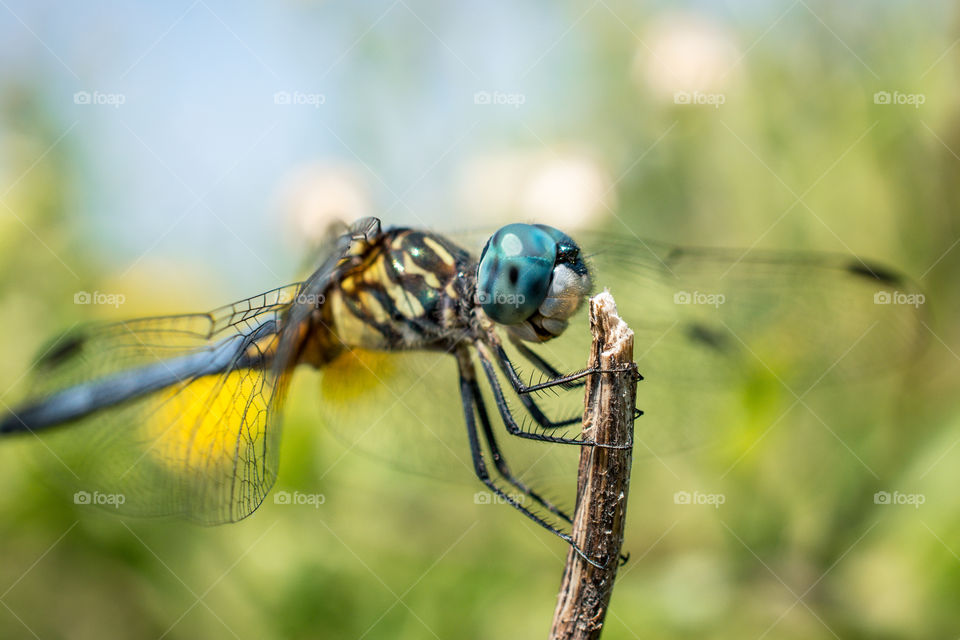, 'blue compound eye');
477,224,558,325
